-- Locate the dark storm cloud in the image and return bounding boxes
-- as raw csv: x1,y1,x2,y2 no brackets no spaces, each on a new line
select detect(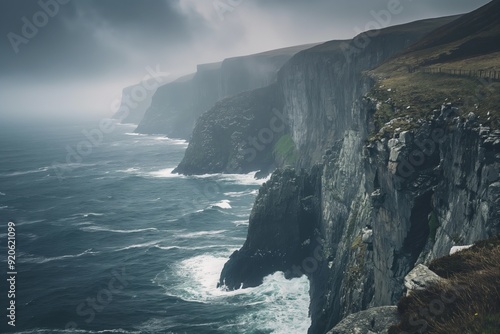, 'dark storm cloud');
0,0,492,117
0,0,491,79
0,0,194,79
